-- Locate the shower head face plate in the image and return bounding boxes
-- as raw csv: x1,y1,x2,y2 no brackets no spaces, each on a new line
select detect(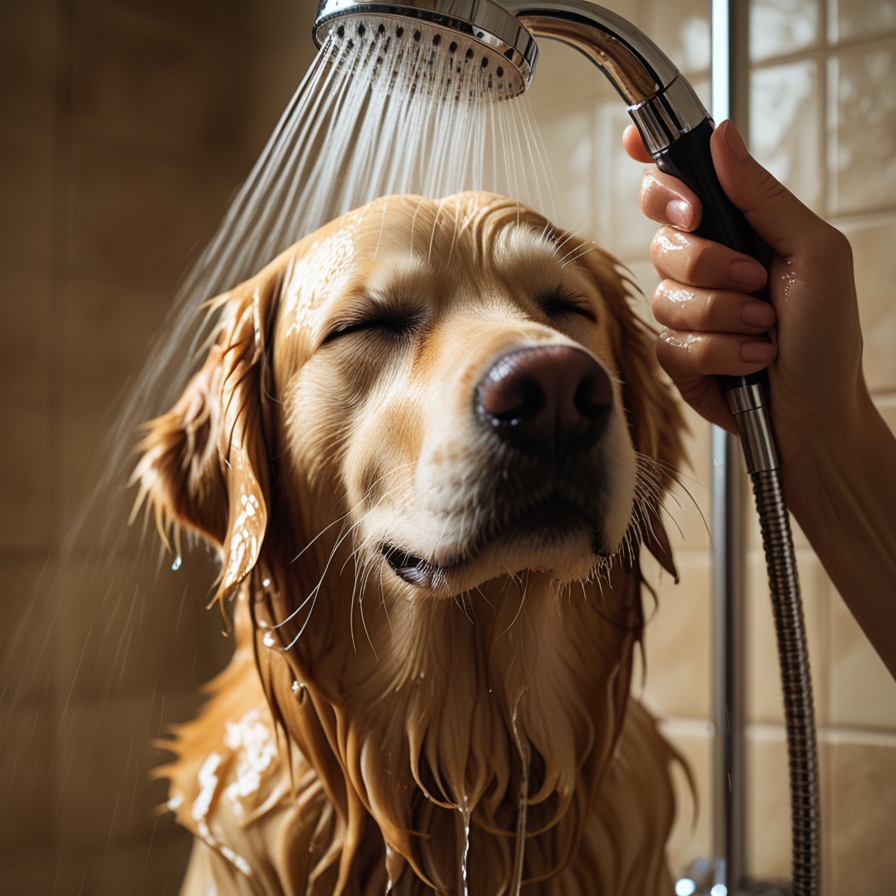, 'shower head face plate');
314,0,539,98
